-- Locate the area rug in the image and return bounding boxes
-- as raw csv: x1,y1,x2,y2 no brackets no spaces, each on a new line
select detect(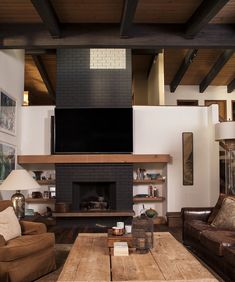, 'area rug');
35,244,72,282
